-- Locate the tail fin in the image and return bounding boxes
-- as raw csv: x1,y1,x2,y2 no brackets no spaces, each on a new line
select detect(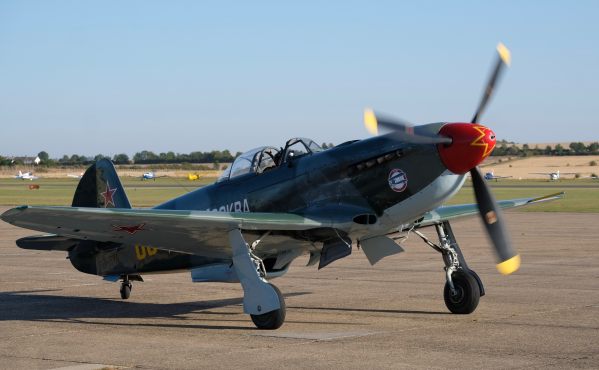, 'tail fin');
72,159,131,208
